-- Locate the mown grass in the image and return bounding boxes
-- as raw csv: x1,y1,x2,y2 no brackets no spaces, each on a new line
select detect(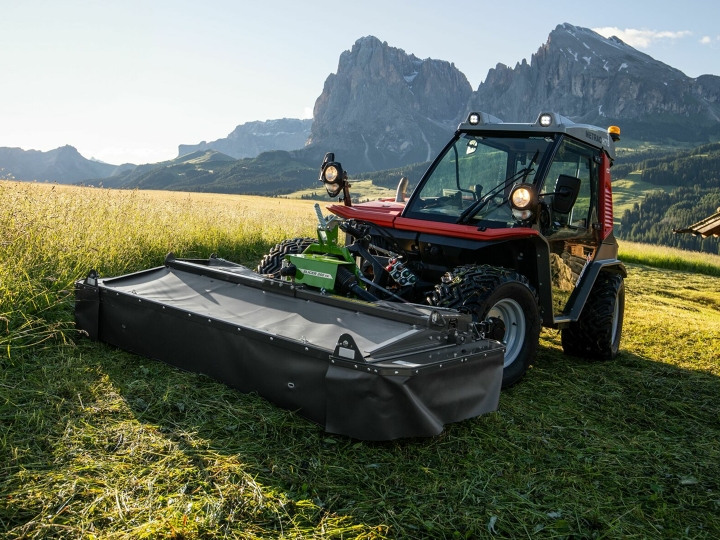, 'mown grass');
2,181,719,538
